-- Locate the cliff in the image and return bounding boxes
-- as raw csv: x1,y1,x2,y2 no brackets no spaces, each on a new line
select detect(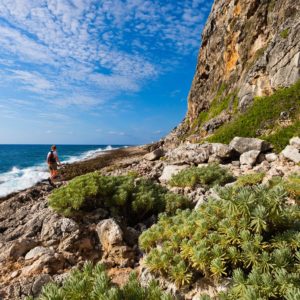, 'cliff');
166,0,300,145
